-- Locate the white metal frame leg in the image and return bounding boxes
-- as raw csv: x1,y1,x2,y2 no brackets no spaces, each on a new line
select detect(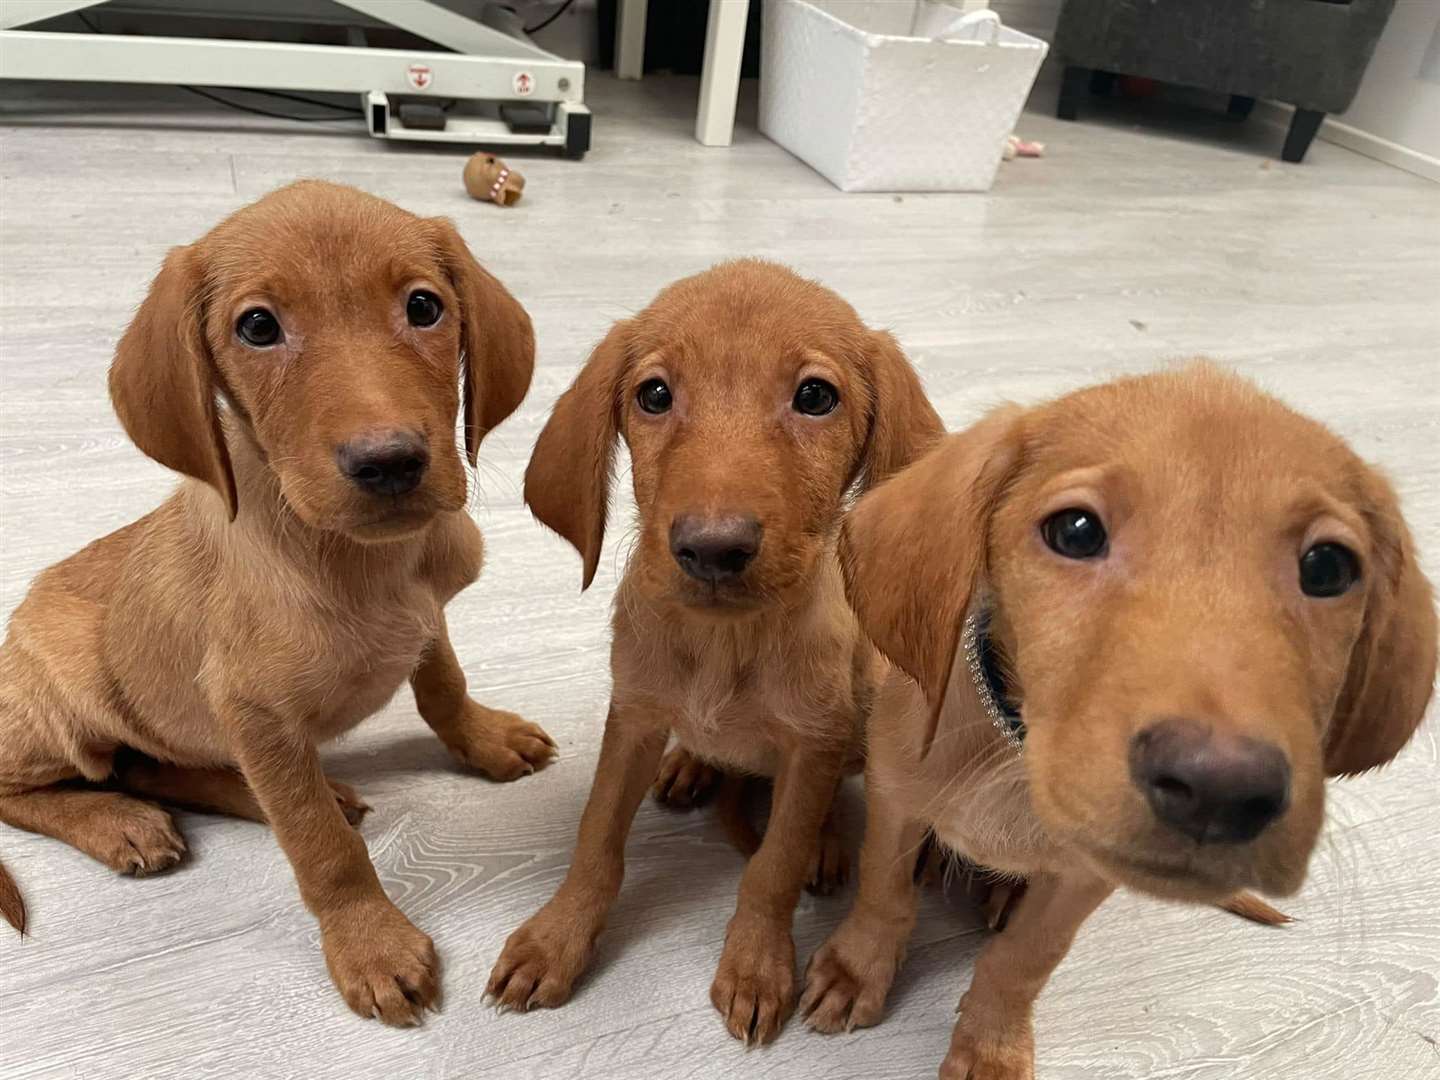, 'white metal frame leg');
695,0,750,147
615,0,647,81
